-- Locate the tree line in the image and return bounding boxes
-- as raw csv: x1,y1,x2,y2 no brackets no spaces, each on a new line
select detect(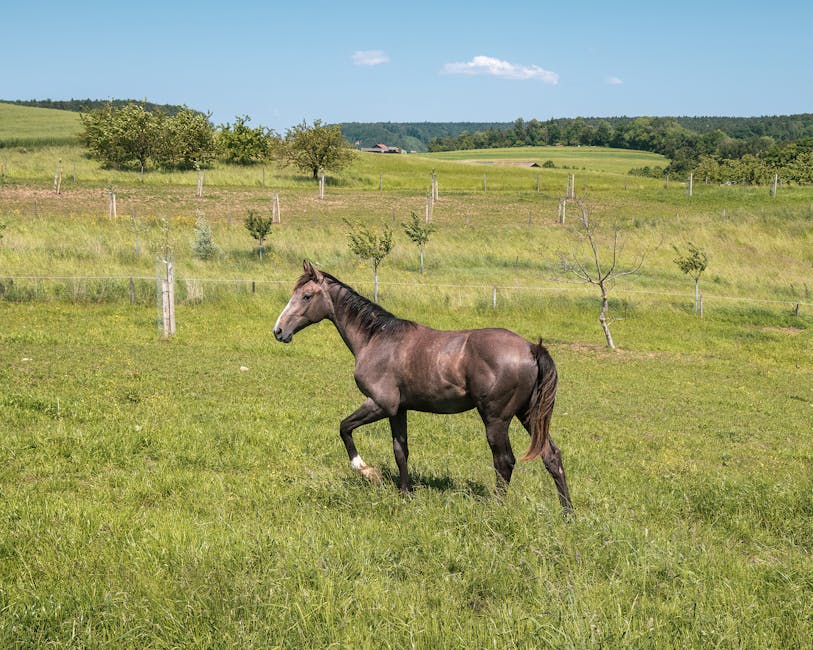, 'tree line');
79,102,354,178
428,115,813,184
